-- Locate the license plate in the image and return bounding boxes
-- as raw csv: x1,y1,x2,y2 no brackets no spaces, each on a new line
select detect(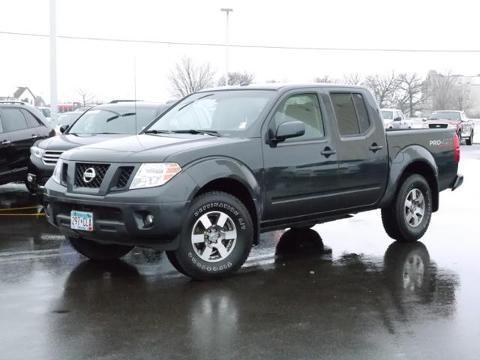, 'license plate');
71,210,94,231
